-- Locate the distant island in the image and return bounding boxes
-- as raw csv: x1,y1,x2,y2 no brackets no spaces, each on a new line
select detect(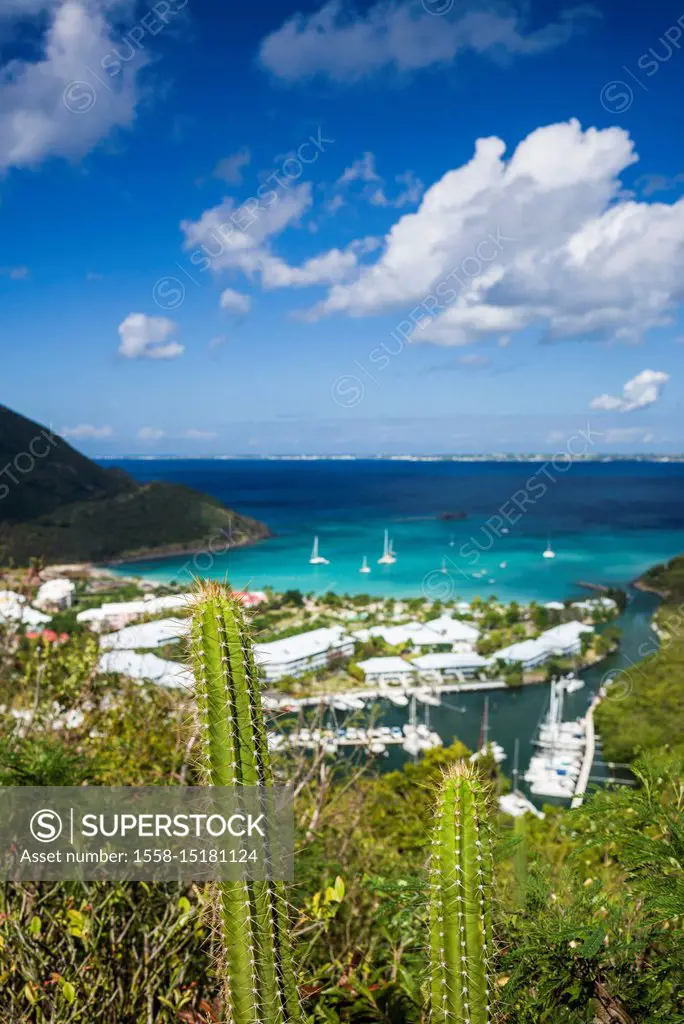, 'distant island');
97,453,684,462
0,404,270,566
